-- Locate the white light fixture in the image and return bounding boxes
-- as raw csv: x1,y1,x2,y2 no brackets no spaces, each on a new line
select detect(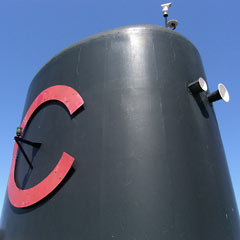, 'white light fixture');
207,83,230,103
188,77,208,94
